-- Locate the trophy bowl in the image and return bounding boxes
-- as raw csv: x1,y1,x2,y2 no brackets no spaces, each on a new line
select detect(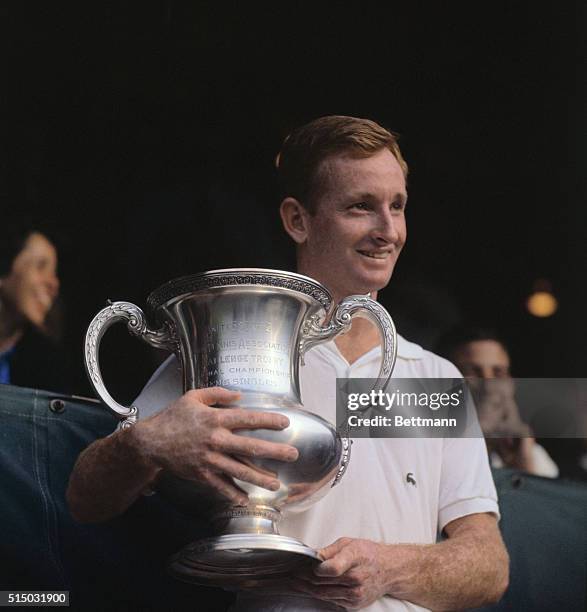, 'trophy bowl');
84,269,397,585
